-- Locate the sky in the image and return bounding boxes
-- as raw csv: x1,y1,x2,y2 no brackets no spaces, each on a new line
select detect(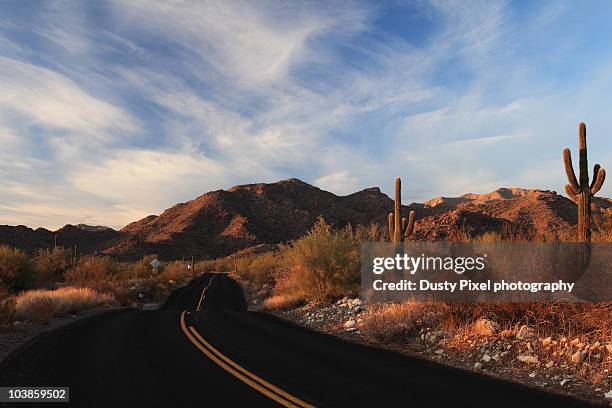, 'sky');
2,0,612,230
